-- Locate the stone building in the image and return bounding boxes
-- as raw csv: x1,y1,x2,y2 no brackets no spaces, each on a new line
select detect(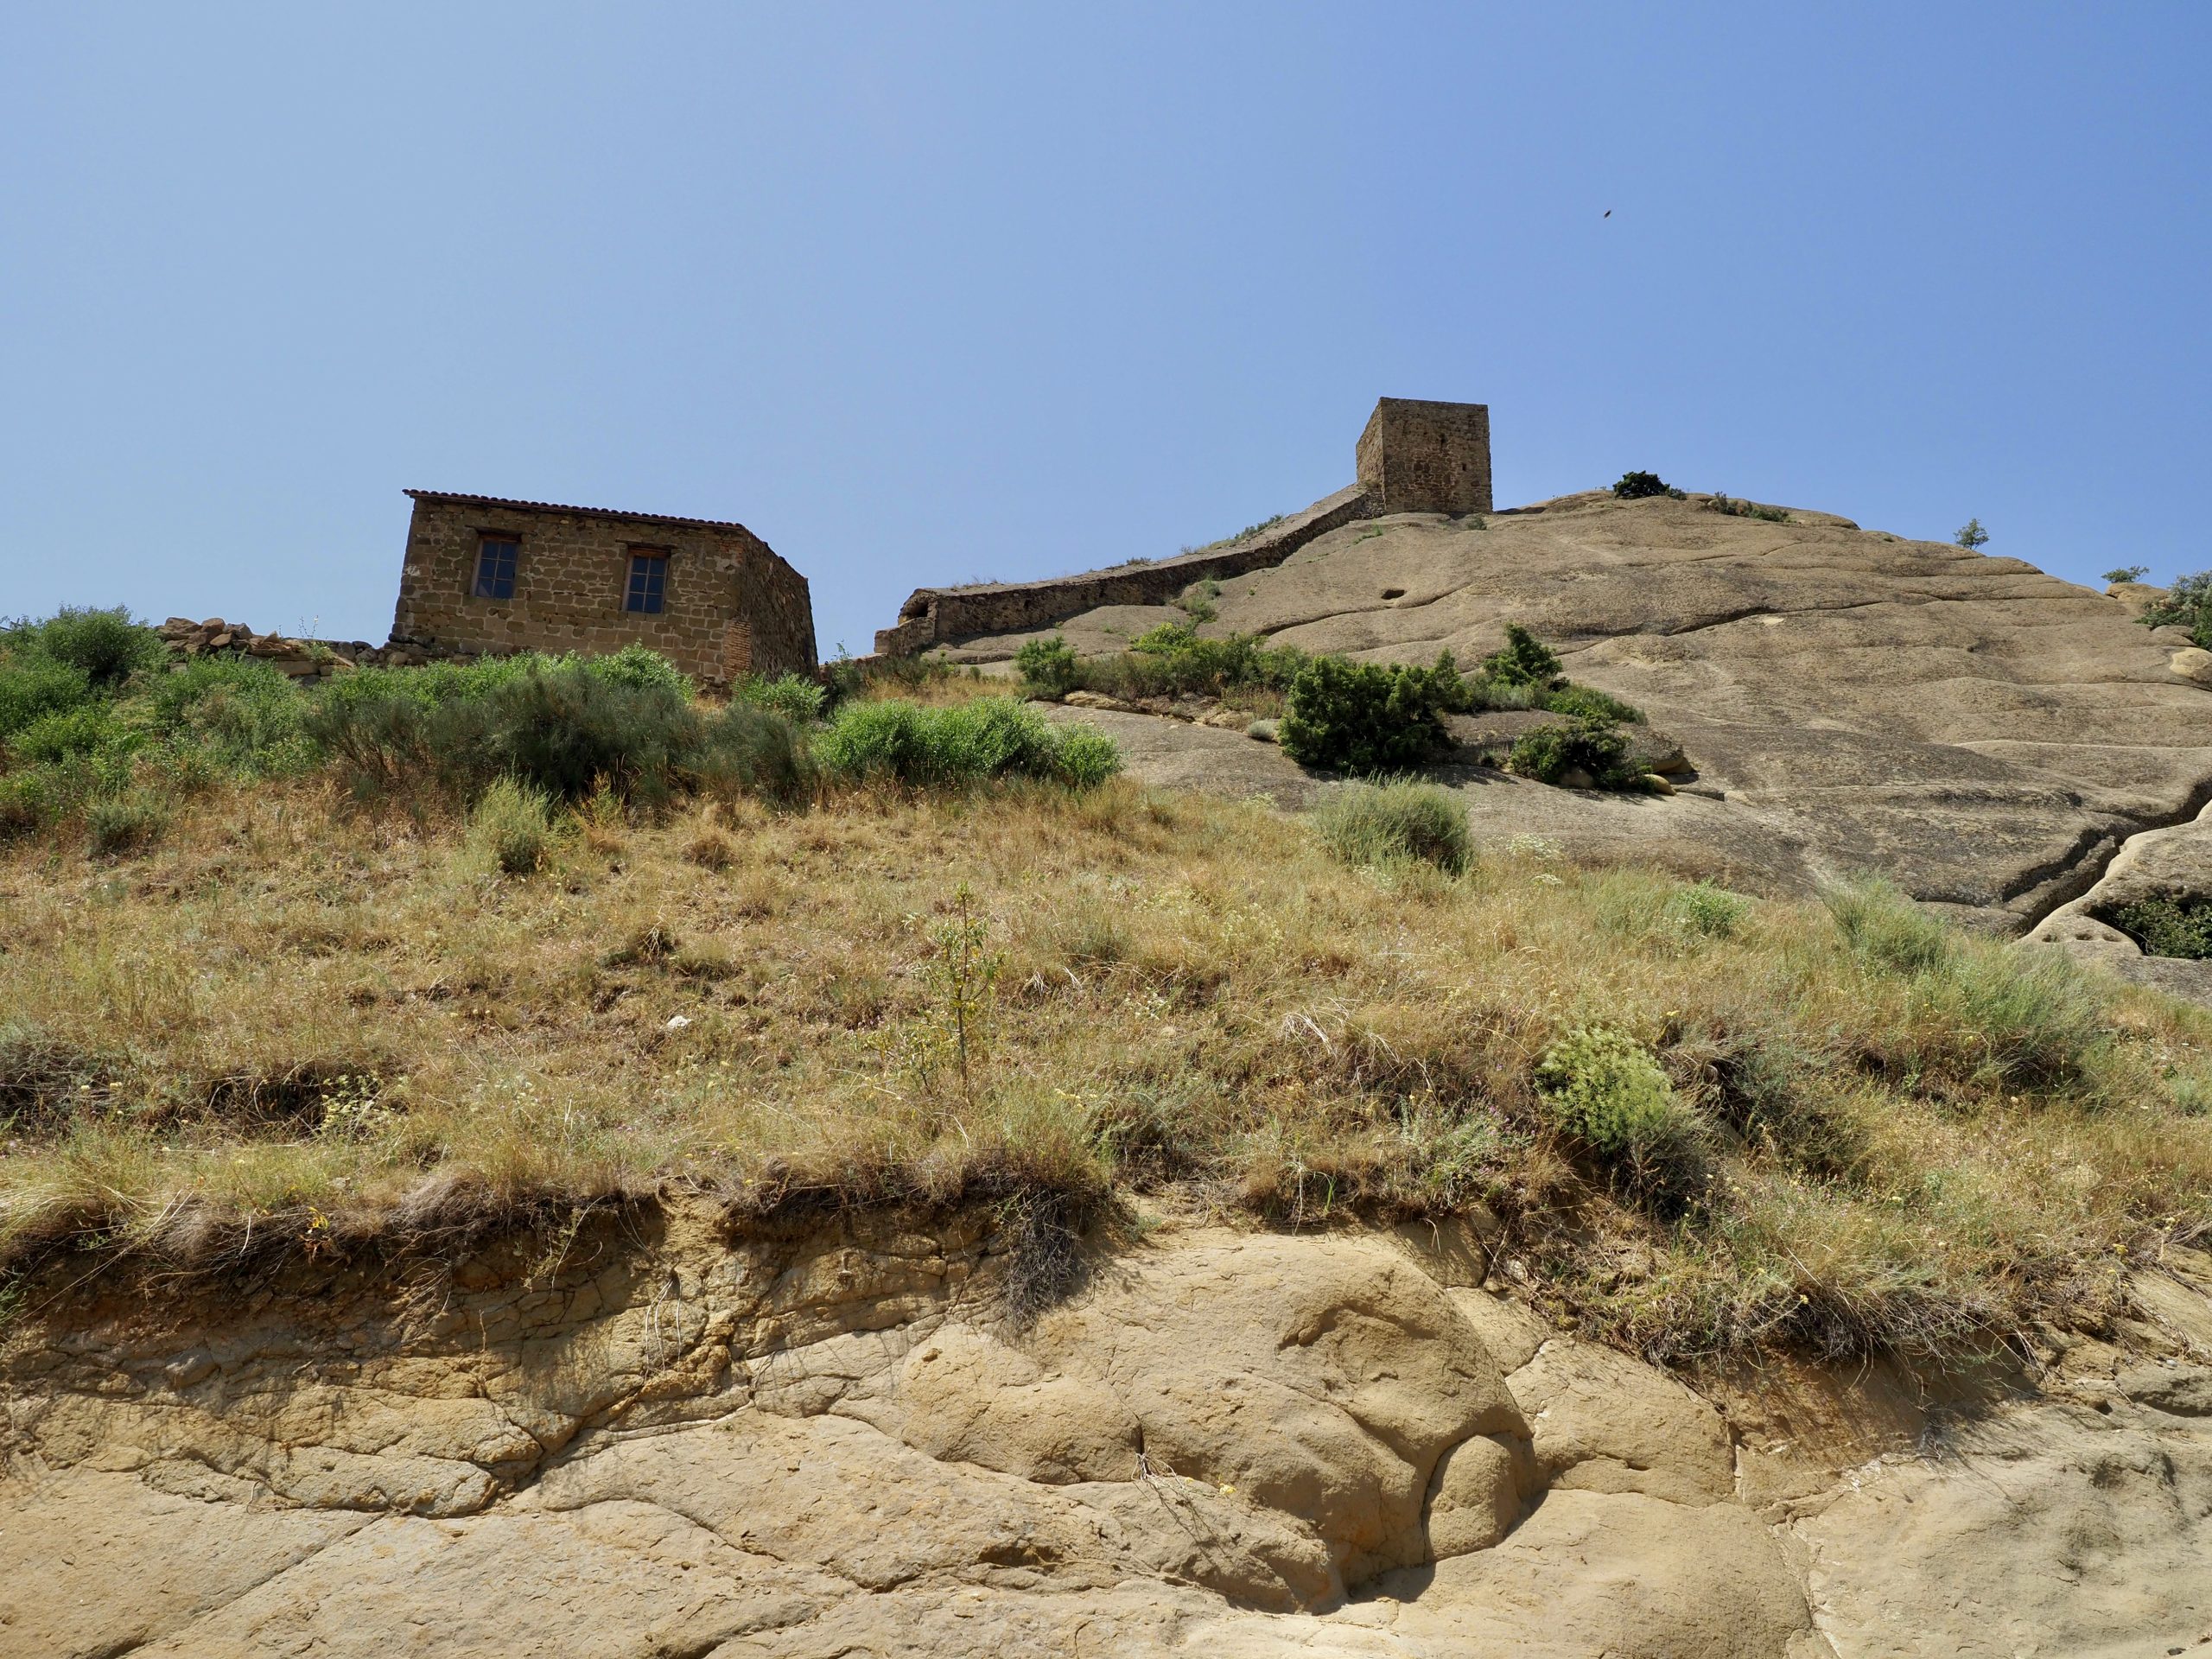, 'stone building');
1355,397,1491,516
391,491,816,683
